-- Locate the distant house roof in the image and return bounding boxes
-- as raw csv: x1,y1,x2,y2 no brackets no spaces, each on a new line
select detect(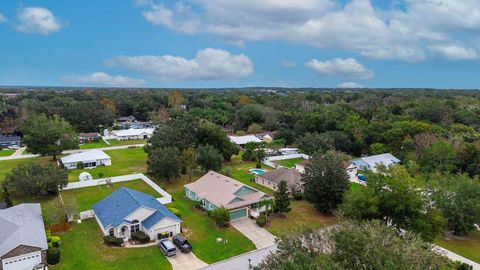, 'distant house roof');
0,135,21,143
79,132,101,138
228,135,262,145
60,149,111,164
352,153,400,171
112,128,154,137
184,171,271,210
0,204,48,257
93,187,181,230
258,168,302,188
